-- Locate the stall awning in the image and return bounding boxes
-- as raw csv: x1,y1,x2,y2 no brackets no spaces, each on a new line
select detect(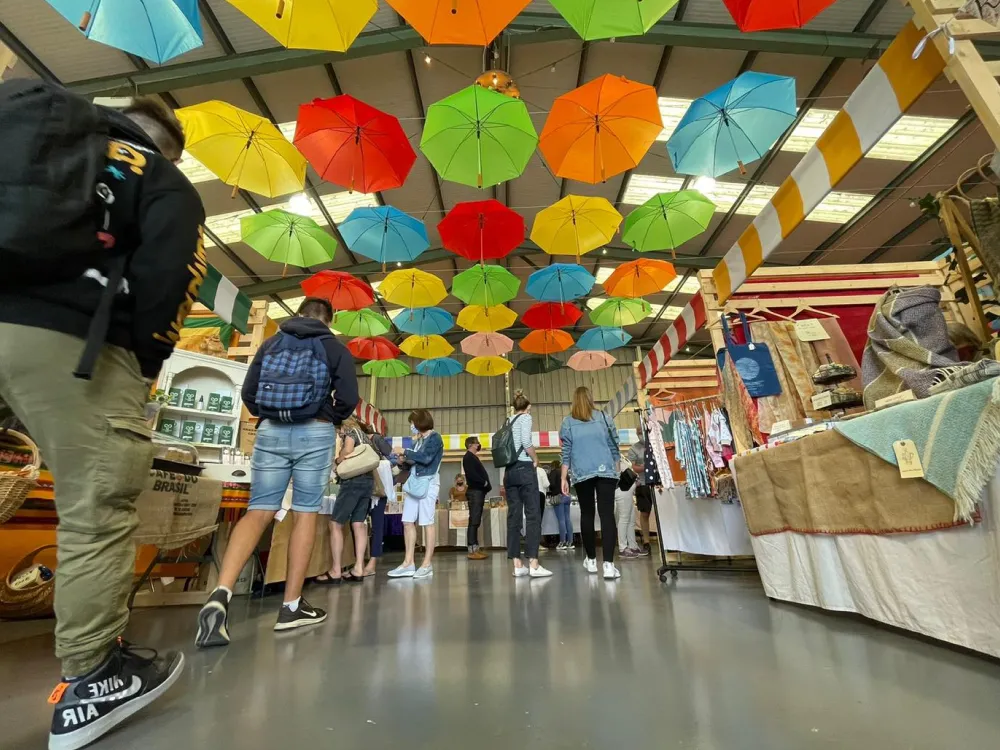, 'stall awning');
197,264,252,334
